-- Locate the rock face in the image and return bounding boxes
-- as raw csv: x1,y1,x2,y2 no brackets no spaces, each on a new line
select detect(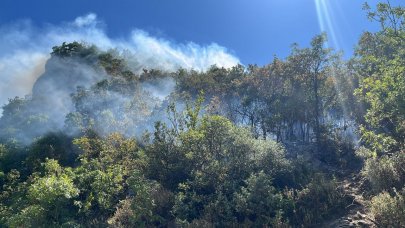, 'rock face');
30,56,107,127
32,56,105,99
